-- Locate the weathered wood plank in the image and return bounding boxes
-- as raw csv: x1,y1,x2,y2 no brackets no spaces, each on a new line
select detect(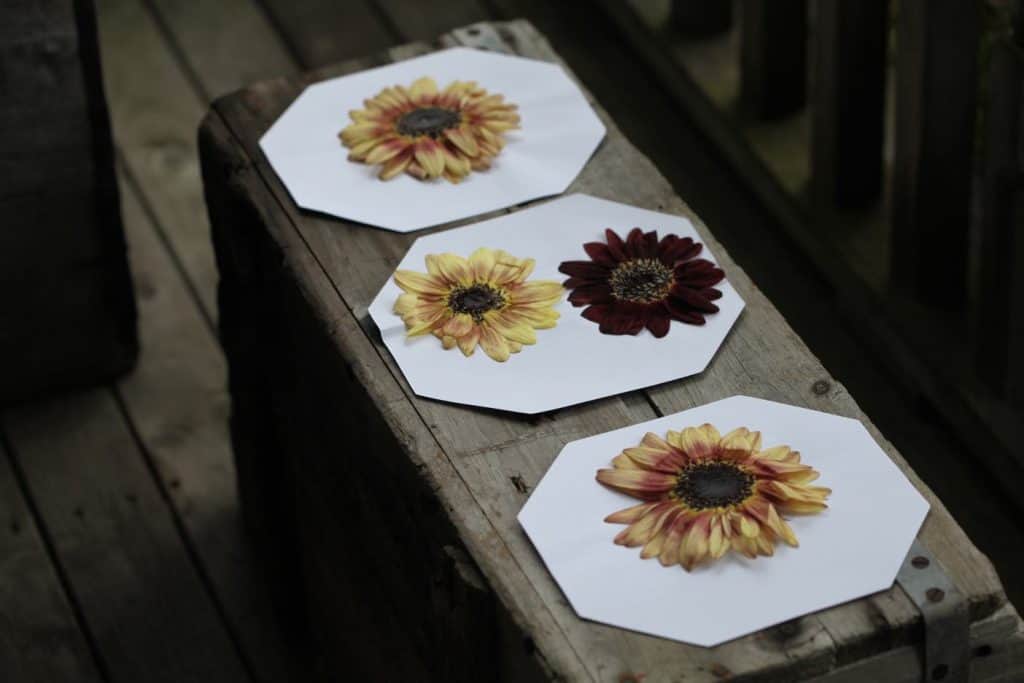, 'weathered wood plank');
257,0,396,68
2,390,251,683
374,0,489,42
739,0,807,121
816,604,1024,682
203,19,1013,681
890,0,979,309
201,108,575,680
0,440,105,683
117,174,305,681
811,0,888,209
96,0,219,320
148,0,297,100
99,0,309,678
